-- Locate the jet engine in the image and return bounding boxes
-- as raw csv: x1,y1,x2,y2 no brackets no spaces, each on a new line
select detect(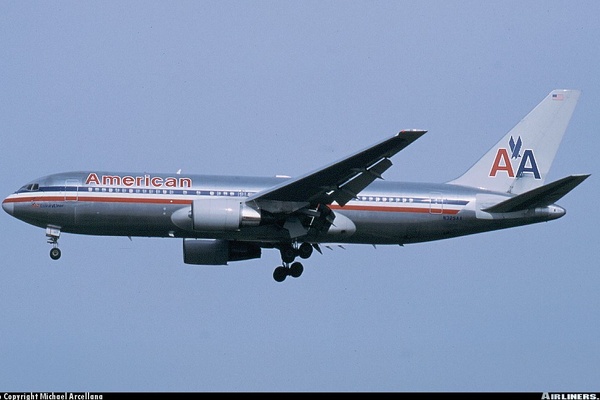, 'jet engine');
183,238,261,265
